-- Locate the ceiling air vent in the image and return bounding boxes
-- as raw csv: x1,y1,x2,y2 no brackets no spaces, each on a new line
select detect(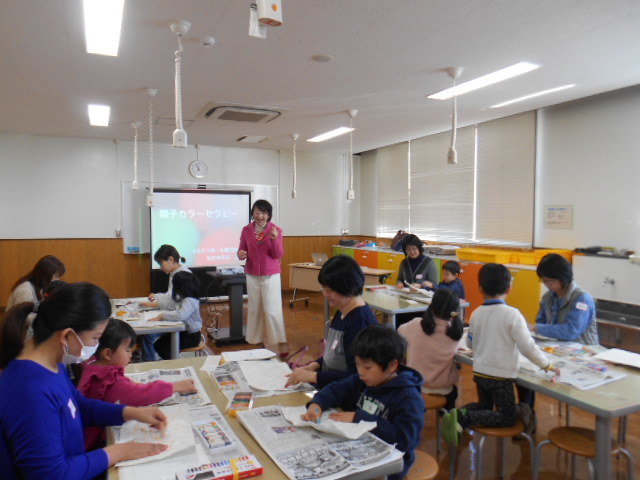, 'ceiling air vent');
236,136,268,143
204,105,281,124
